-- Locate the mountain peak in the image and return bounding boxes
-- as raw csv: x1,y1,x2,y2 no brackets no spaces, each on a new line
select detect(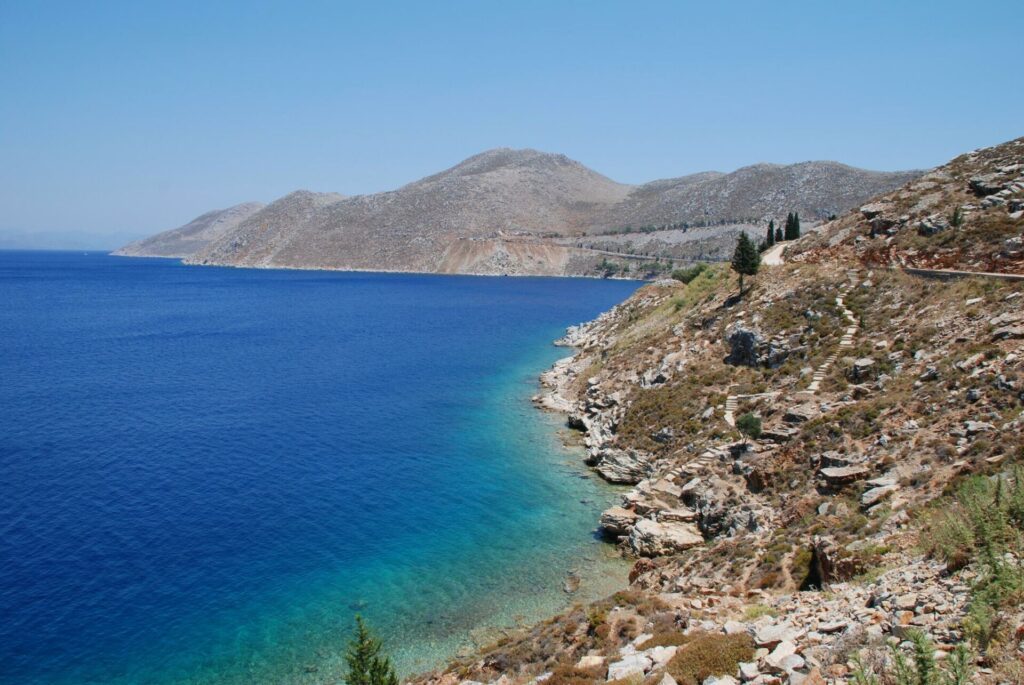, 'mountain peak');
421,148,591,183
